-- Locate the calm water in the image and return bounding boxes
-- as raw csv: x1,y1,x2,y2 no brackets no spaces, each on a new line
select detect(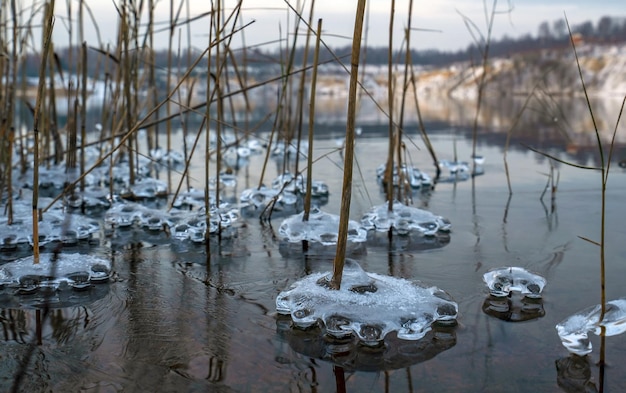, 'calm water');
2,122,626,393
